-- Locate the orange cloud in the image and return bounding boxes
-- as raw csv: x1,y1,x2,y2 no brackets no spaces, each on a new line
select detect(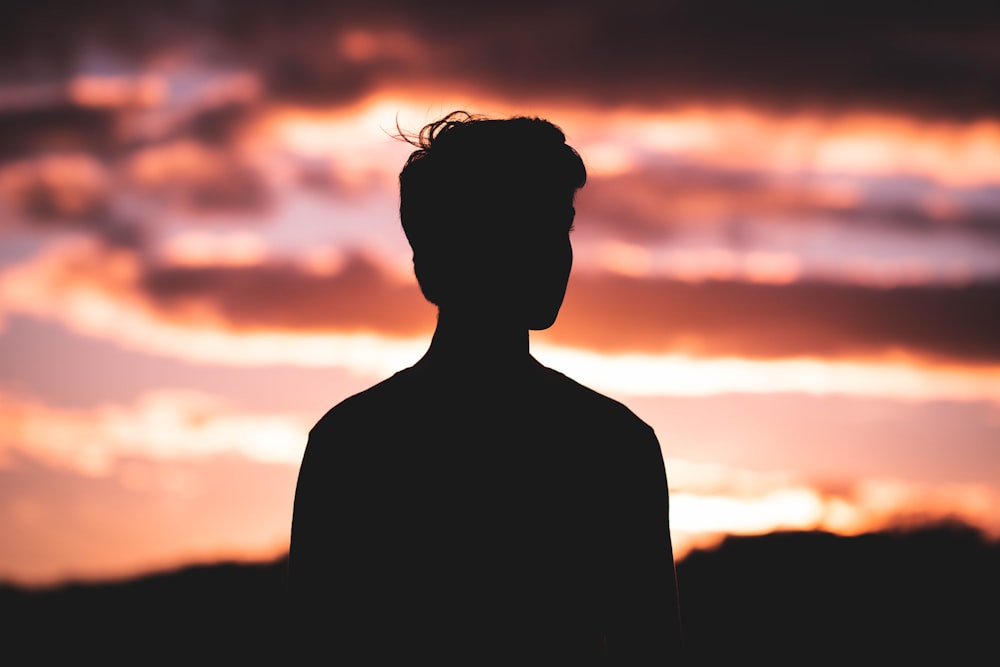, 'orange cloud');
0,153,110,221
0,389,311,476
126,141,271,213
596,110,1000,188
68,74,166,108
0,240,431,335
